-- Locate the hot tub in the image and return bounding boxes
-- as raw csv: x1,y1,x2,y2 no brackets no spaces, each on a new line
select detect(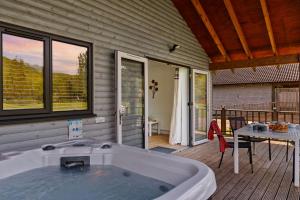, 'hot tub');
0,140,216,200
